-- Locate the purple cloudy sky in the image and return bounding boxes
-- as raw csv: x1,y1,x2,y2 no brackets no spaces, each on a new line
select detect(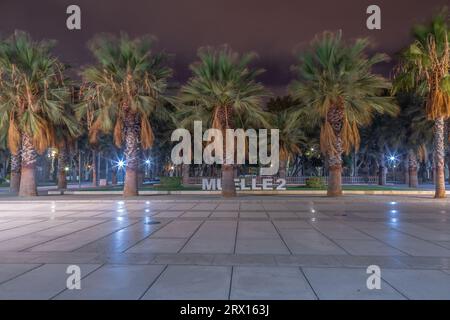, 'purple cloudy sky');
0,0,448,92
